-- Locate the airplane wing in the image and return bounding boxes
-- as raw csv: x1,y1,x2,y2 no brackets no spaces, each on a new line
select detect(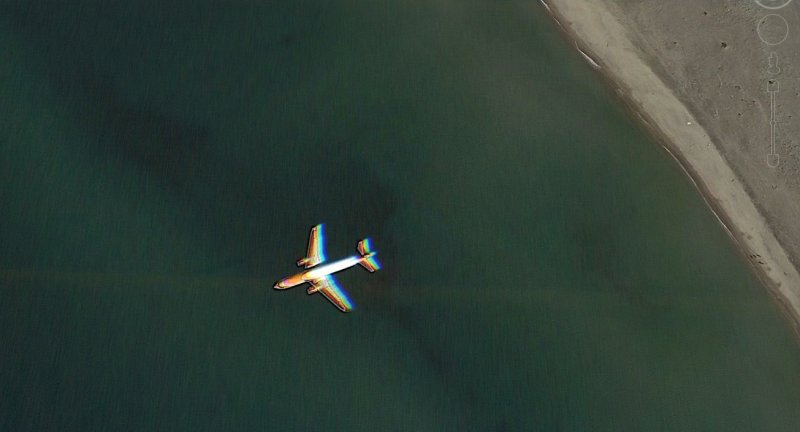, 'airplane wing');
302,224,326,268
311,275,354,312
